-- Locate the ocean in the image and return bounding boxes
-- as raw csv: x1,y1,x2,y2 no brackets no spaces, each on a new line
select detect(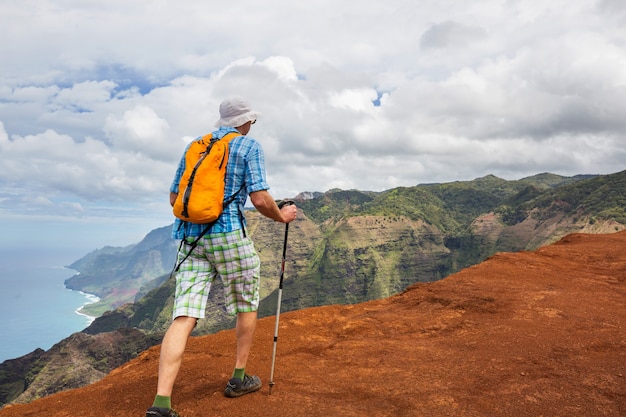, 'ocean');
0,247,99,363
